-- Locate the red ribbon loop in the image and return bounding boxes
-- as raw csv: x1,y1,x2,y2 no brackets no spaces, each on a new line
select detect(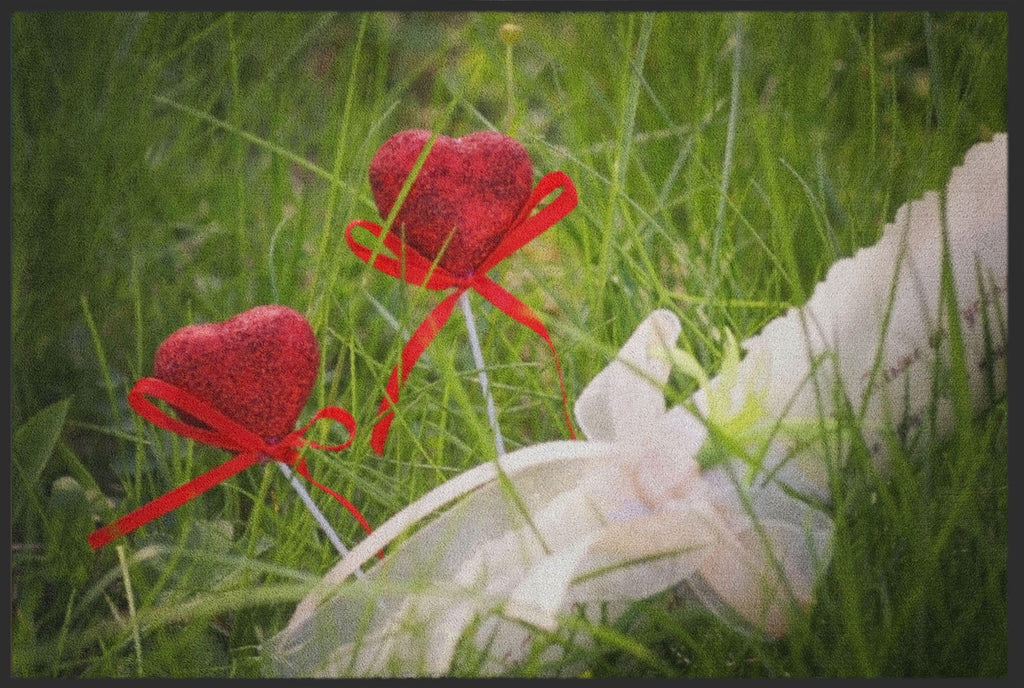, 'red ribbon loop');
346,171,579,455
87,377,374,552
